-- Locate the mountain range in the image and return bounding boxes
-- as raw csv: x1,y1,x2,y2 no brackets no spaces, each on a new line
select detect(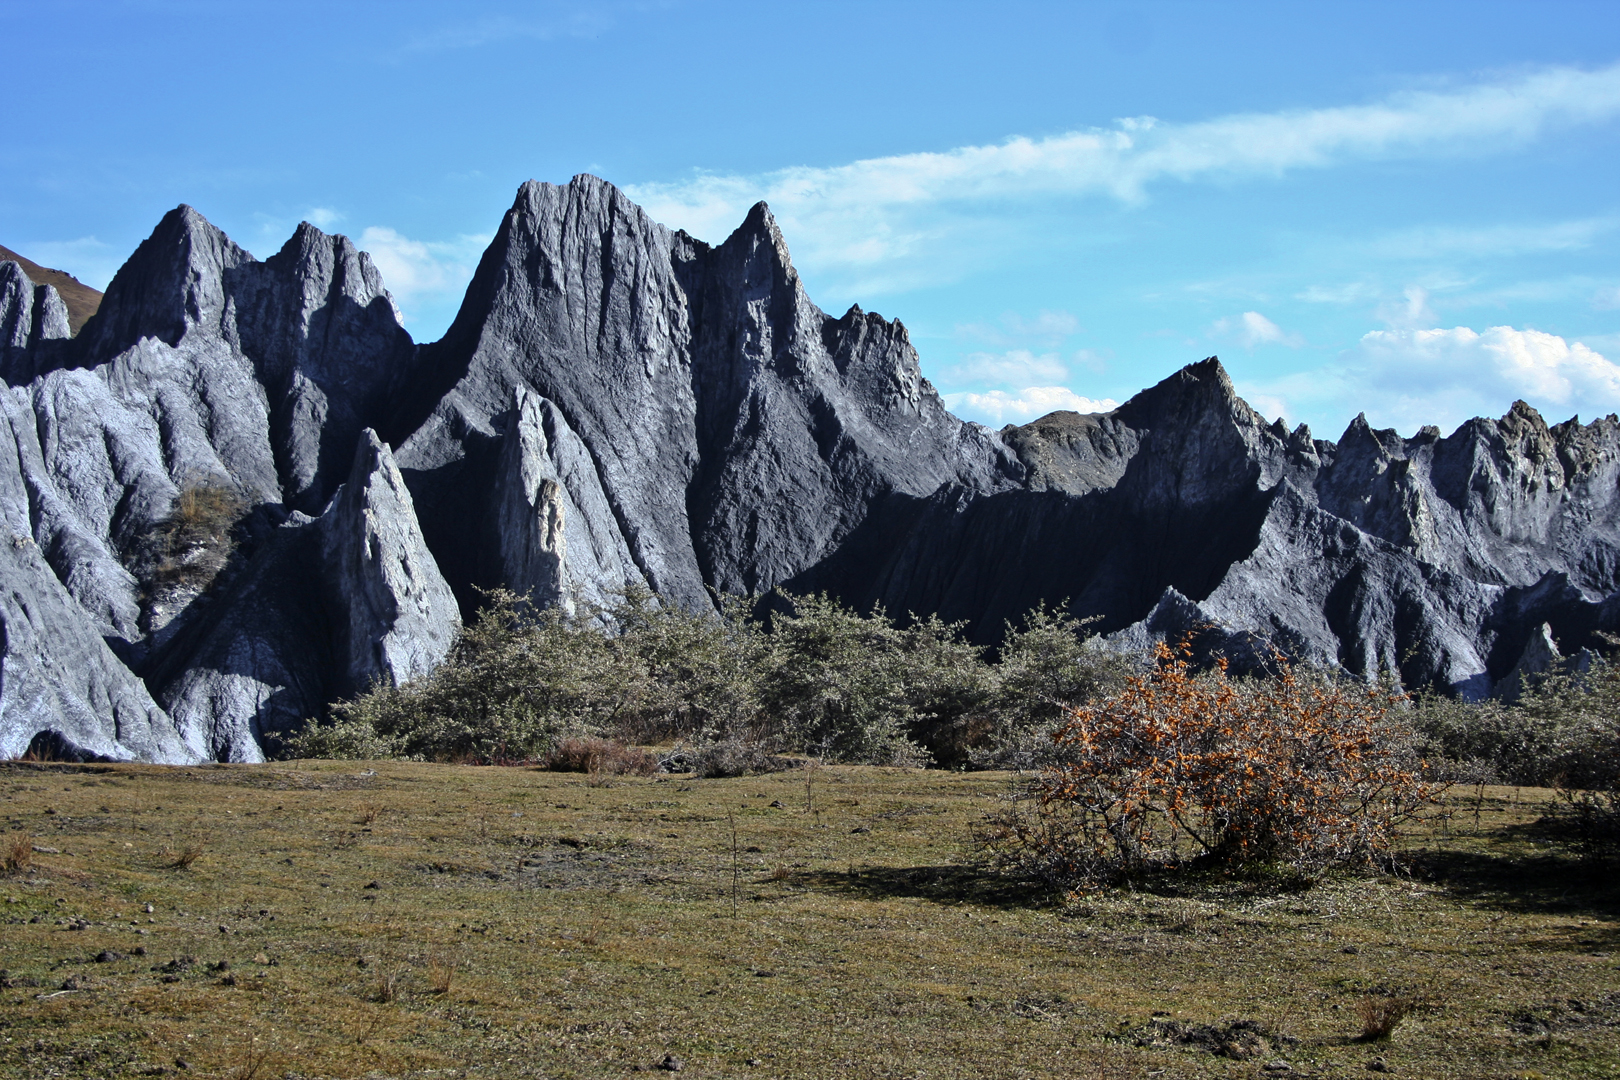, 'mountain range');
2,175,1616,763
